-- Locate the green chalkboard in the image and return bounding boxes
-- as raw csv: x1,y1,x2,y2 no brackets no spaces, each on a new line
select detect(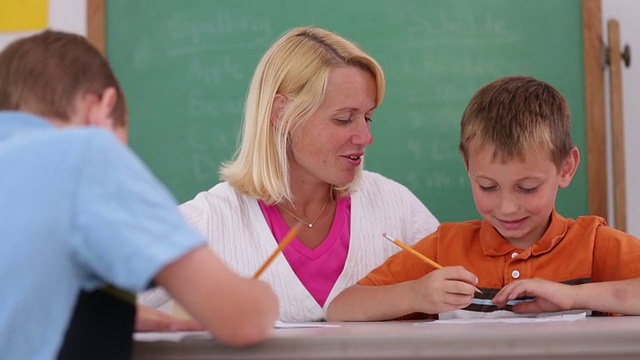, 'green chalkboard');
106,0,586,222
